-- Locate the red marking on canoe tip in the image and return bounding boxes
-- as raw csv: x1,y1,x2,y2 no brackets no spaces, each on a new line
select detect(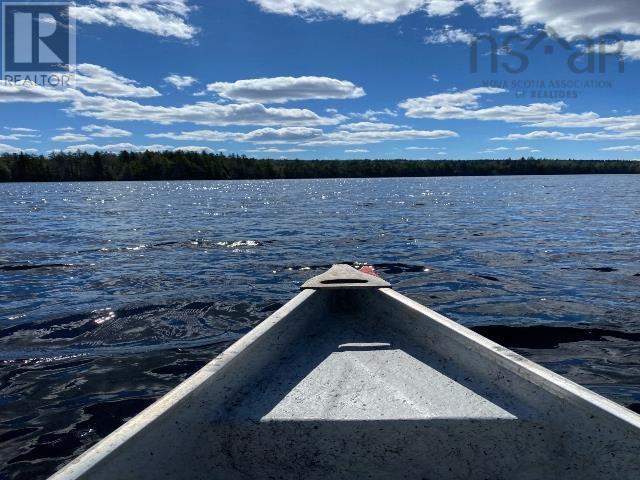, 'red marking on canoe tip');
358,265,379,277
